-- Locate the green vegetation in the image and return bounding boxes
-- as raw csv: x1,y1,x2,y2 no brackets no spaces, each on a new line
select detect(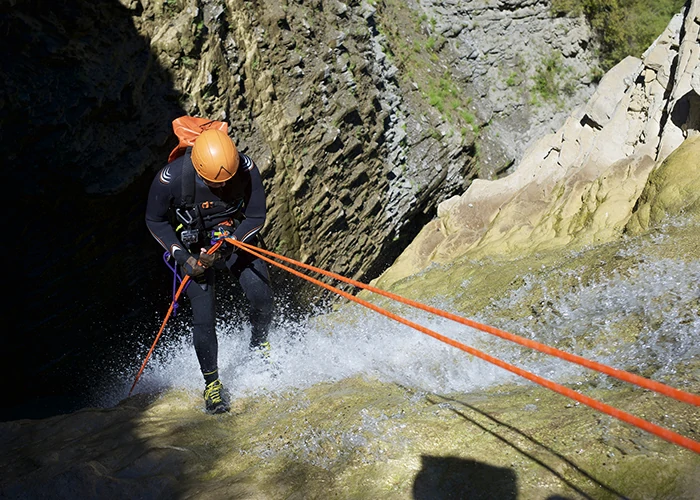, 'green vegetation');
551,0,687,70
180,56,196,69
505,71,522,87
375,0,479,137
427,74,455,113
531,51,577,106
164,0,179,13
195,20,205,37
